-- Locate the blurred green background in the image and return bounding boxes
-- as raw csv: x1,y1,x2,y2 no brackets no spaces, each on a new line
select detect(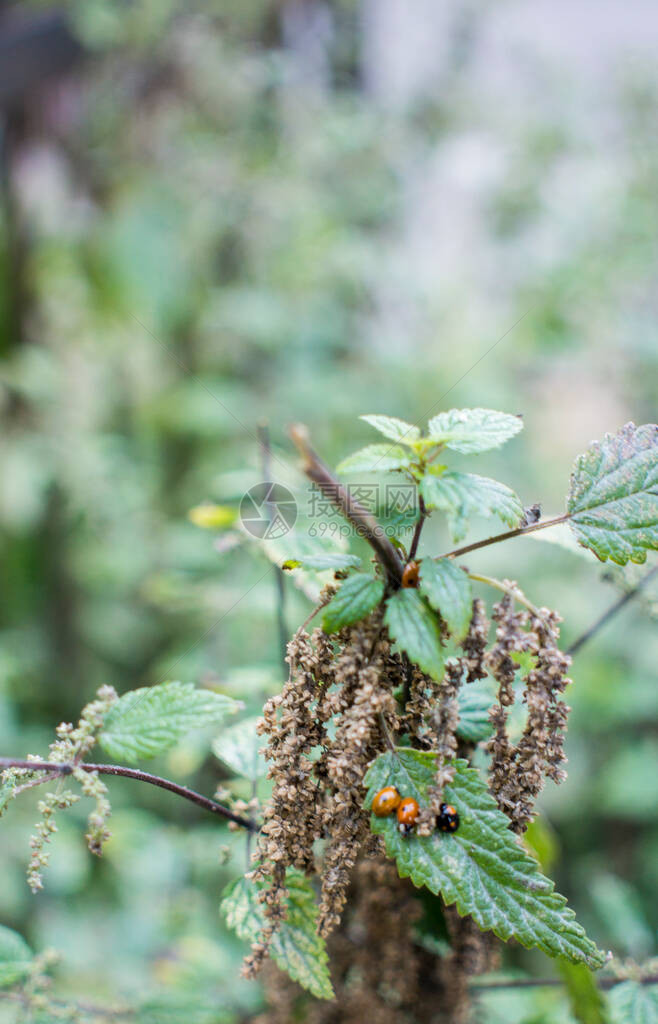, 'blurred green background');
0,1,657,1020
